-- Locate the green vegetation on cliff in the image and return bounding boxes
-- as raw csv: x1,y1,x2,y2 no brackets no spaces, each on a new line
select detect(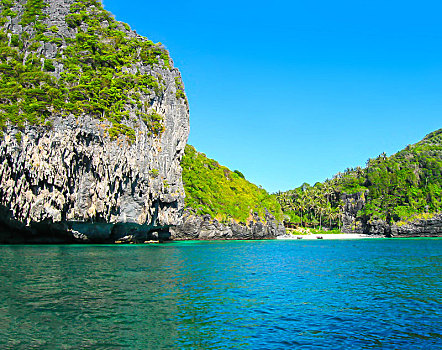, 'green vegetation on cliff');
278,129,442,229
0,0,186,141
182,145,282,223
